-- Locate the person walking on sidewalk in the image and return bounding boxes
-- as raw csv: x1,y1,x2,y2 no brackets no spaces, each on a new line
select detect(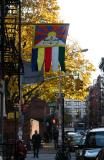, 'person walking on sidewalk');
32,130,41,159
